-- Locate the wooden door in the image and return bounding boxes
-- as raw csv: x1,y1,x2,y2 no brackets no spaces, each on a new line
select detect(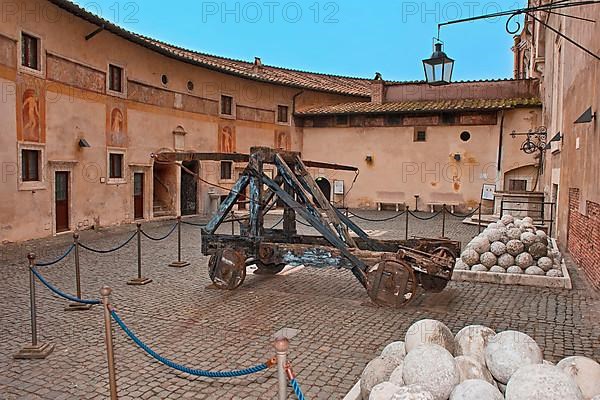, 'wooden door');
134,173,144,220
180,161,198,216
55,171,69,232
